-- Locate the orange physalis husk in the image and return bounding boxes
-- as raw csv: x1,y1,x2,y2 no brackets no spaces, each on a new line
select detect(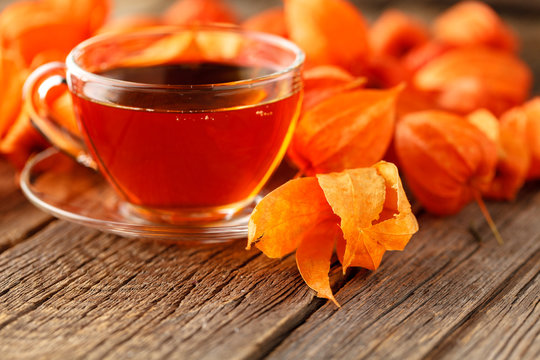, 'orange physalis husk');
247,177,336,258
414,47,532,116
117,32,200,67
163,0,237,26
296,220,342,307
0,0,109,168
395,110,498,215
0,0,110,66
248,161,418,306
289,85,402,175
284,0,370,70
45,0,111,35
242,7,288,38
369,9,429,59
97,16,164,35
318,163,418,272
466,109,529,200
359,55,409,88
49,91,80,137
466,109,499,143
499,98,540,180
402,41,452,74
433,1,518,52
0,111,47,170
395,85,438,120
0,51,27,139
0,3,86,66
301,65,364,111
